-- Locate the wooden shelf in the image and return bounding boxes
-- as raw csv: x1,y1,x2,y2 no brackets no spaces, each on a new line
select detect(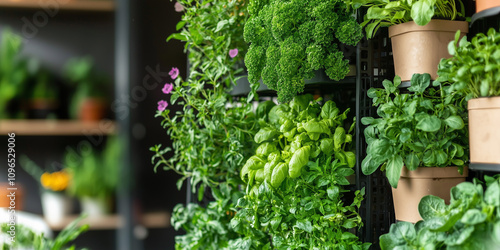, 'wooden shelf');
0,0,115,11
0,119,117,136
46,212,171,231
